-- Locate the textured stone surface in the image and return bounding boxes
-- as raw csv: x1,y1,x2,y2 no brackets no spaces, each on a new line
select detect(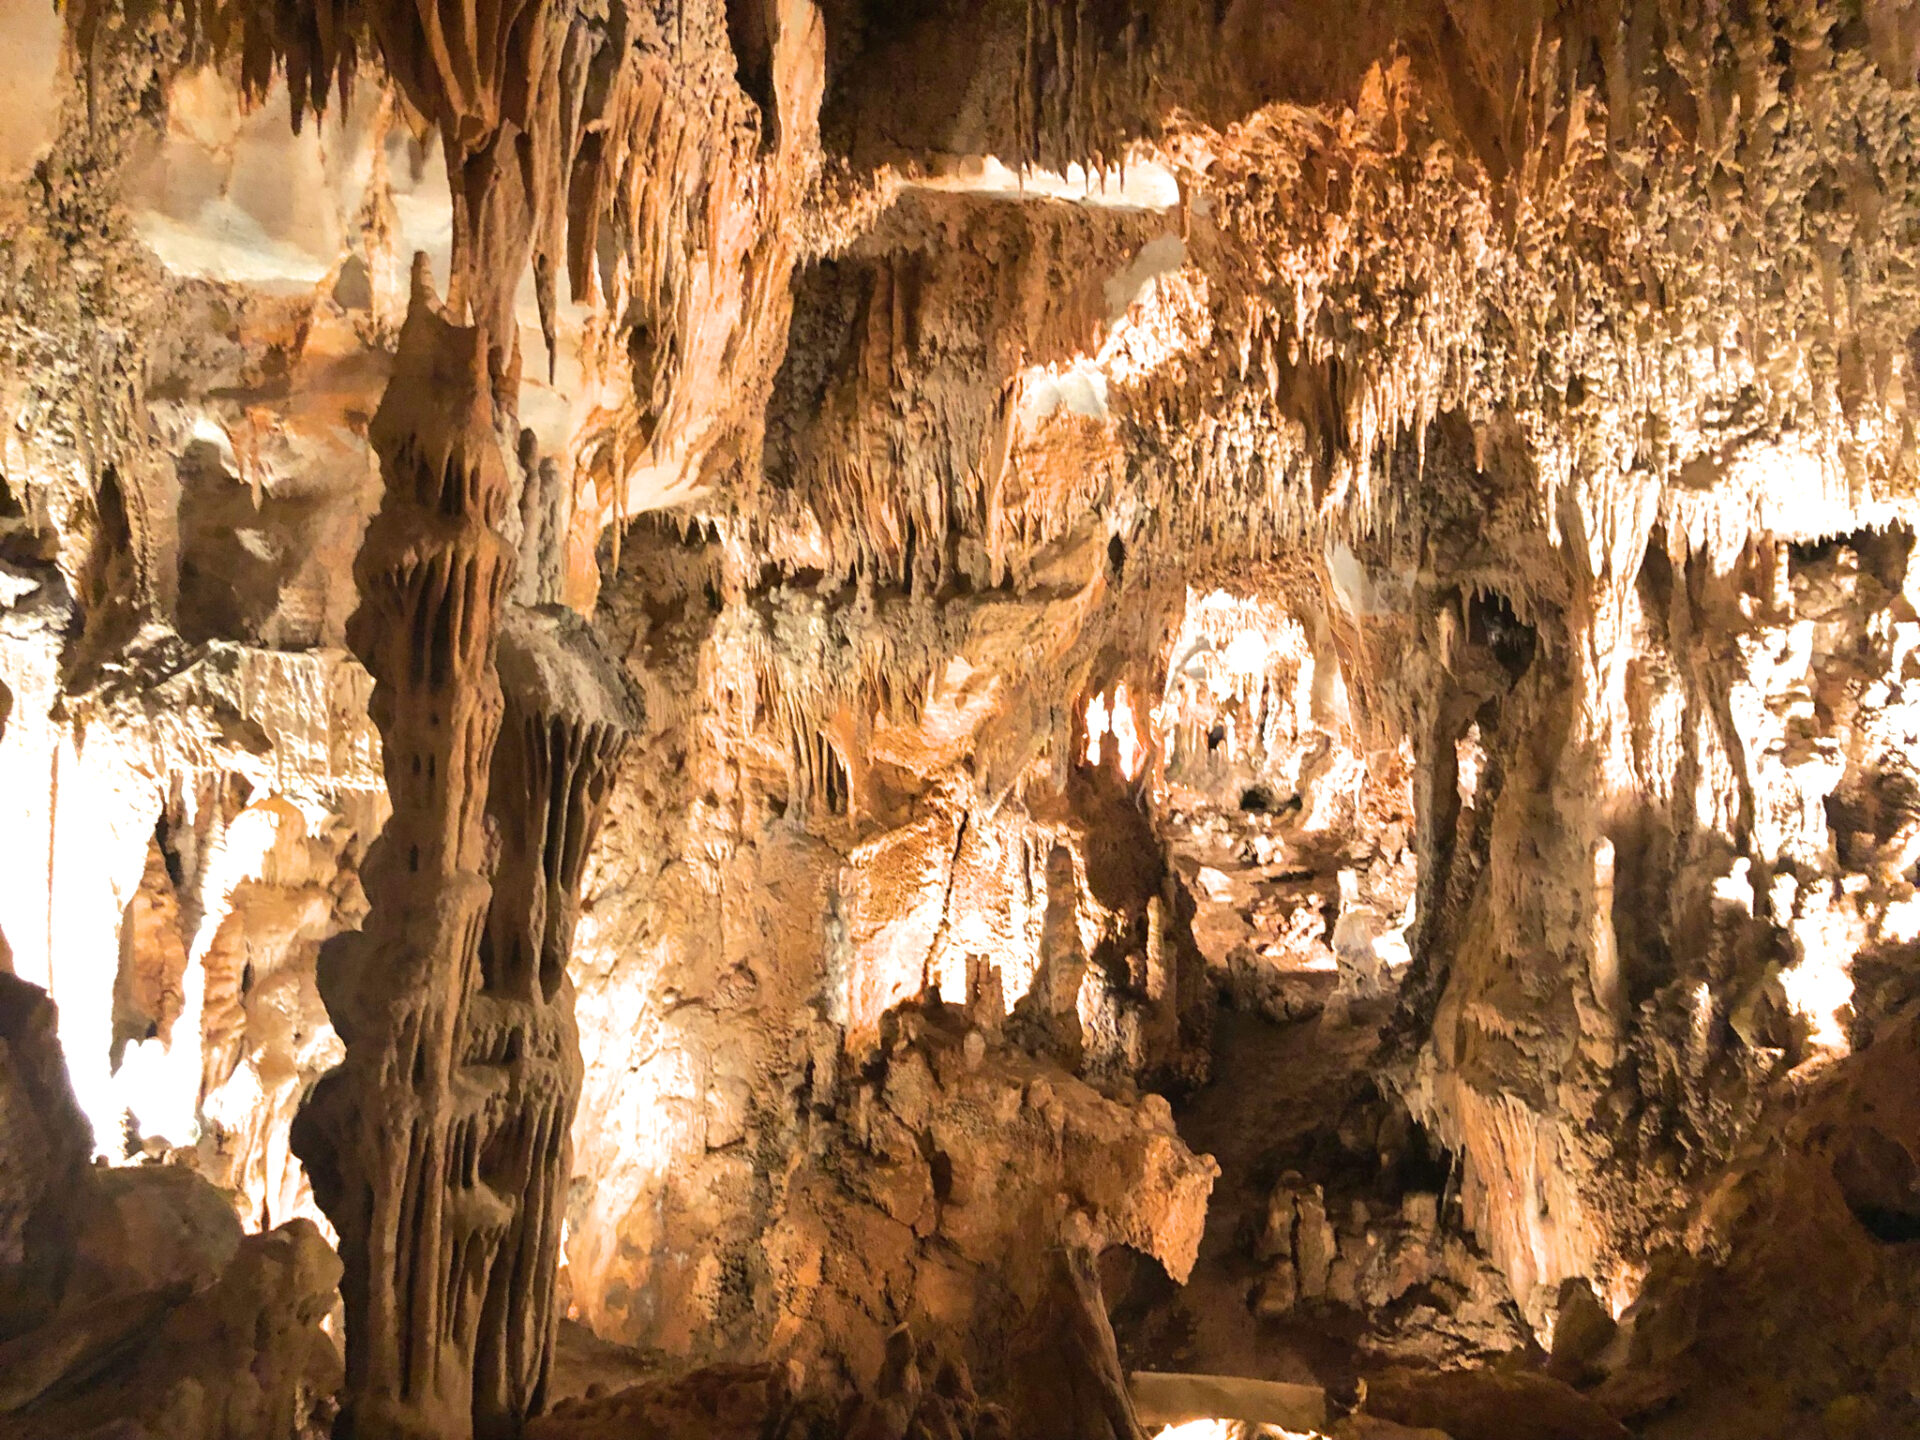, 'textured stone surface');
6,0,1920,1436
288,275,636,1440
0,973,91,1335
2,1213,343,1440
0,990,338,1440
